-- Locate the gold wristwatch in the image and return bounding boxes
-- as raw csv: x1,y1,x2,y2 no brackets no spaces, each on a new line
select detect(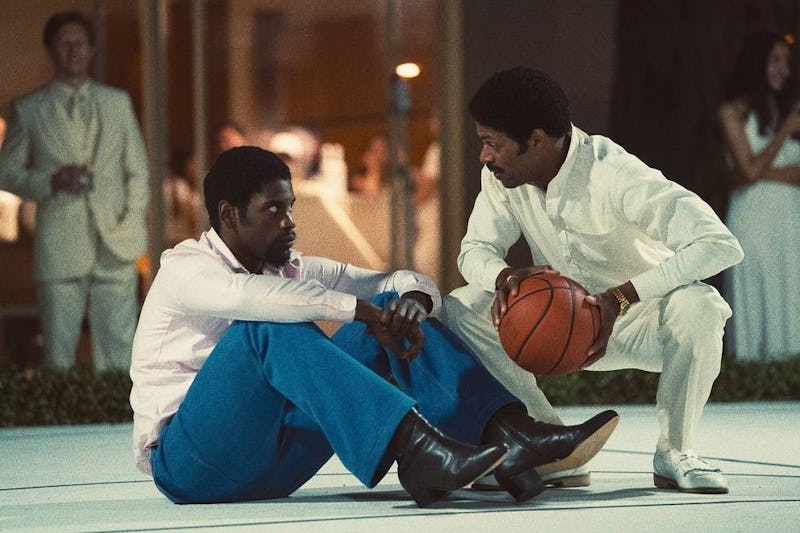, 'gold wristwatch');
610,286,631,316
